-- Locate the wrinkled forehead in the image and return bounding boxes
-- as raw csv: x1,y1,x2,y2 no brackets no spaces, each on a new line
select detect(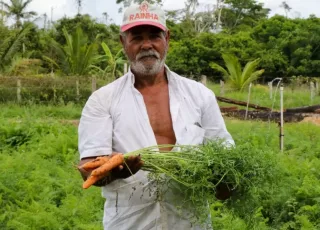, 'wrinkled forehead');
126,25,165,36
